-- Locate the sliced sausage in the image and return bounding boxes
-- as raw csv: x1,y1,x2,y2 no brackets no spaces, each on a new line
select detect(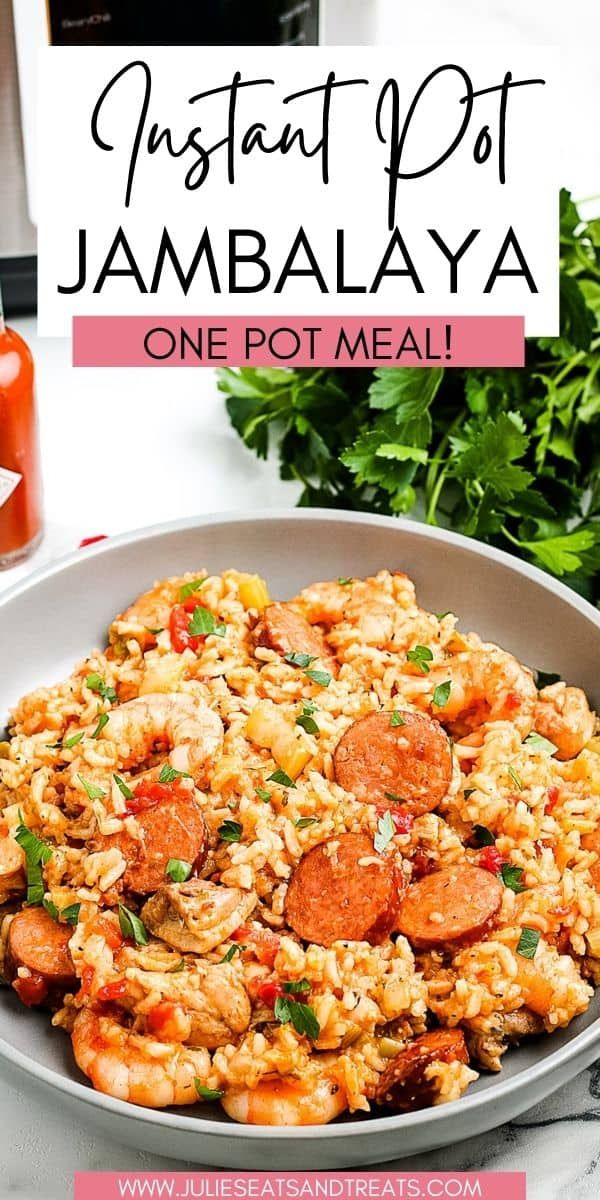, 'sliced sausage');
255,603,337,673
284,832,403,947
5,908,77,1006
101,794,207,894
582,830,600,891
372,1029,469,1111
397,863,503,949
333,710,452,814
